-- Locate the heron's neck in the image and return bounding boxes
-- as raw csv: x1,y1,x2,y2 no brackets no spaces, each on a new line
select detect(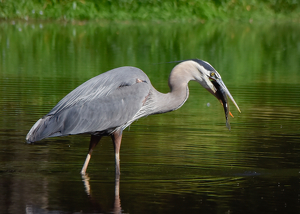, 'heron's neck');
152,65,194,114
